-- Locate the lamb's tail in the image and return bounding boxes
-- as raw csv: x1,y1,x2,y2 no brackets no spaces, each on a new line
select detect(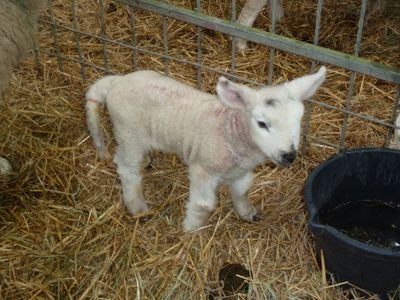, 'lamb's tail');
85,75,119,160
